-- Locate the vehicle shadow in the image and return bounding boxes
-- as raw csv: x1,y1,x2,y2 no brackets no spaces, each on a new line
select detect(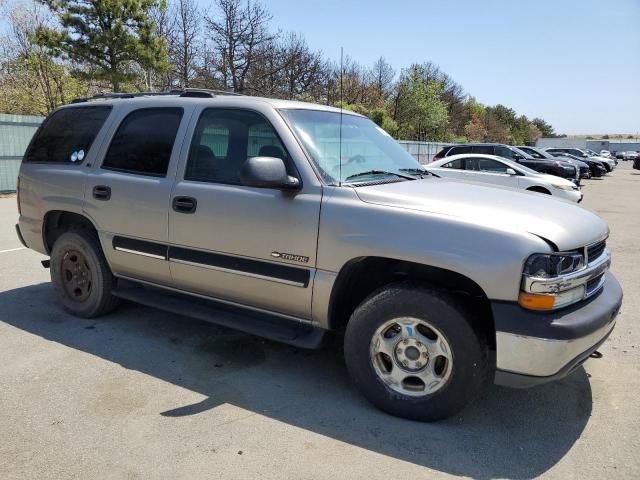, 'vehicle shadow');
0,283,593,479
